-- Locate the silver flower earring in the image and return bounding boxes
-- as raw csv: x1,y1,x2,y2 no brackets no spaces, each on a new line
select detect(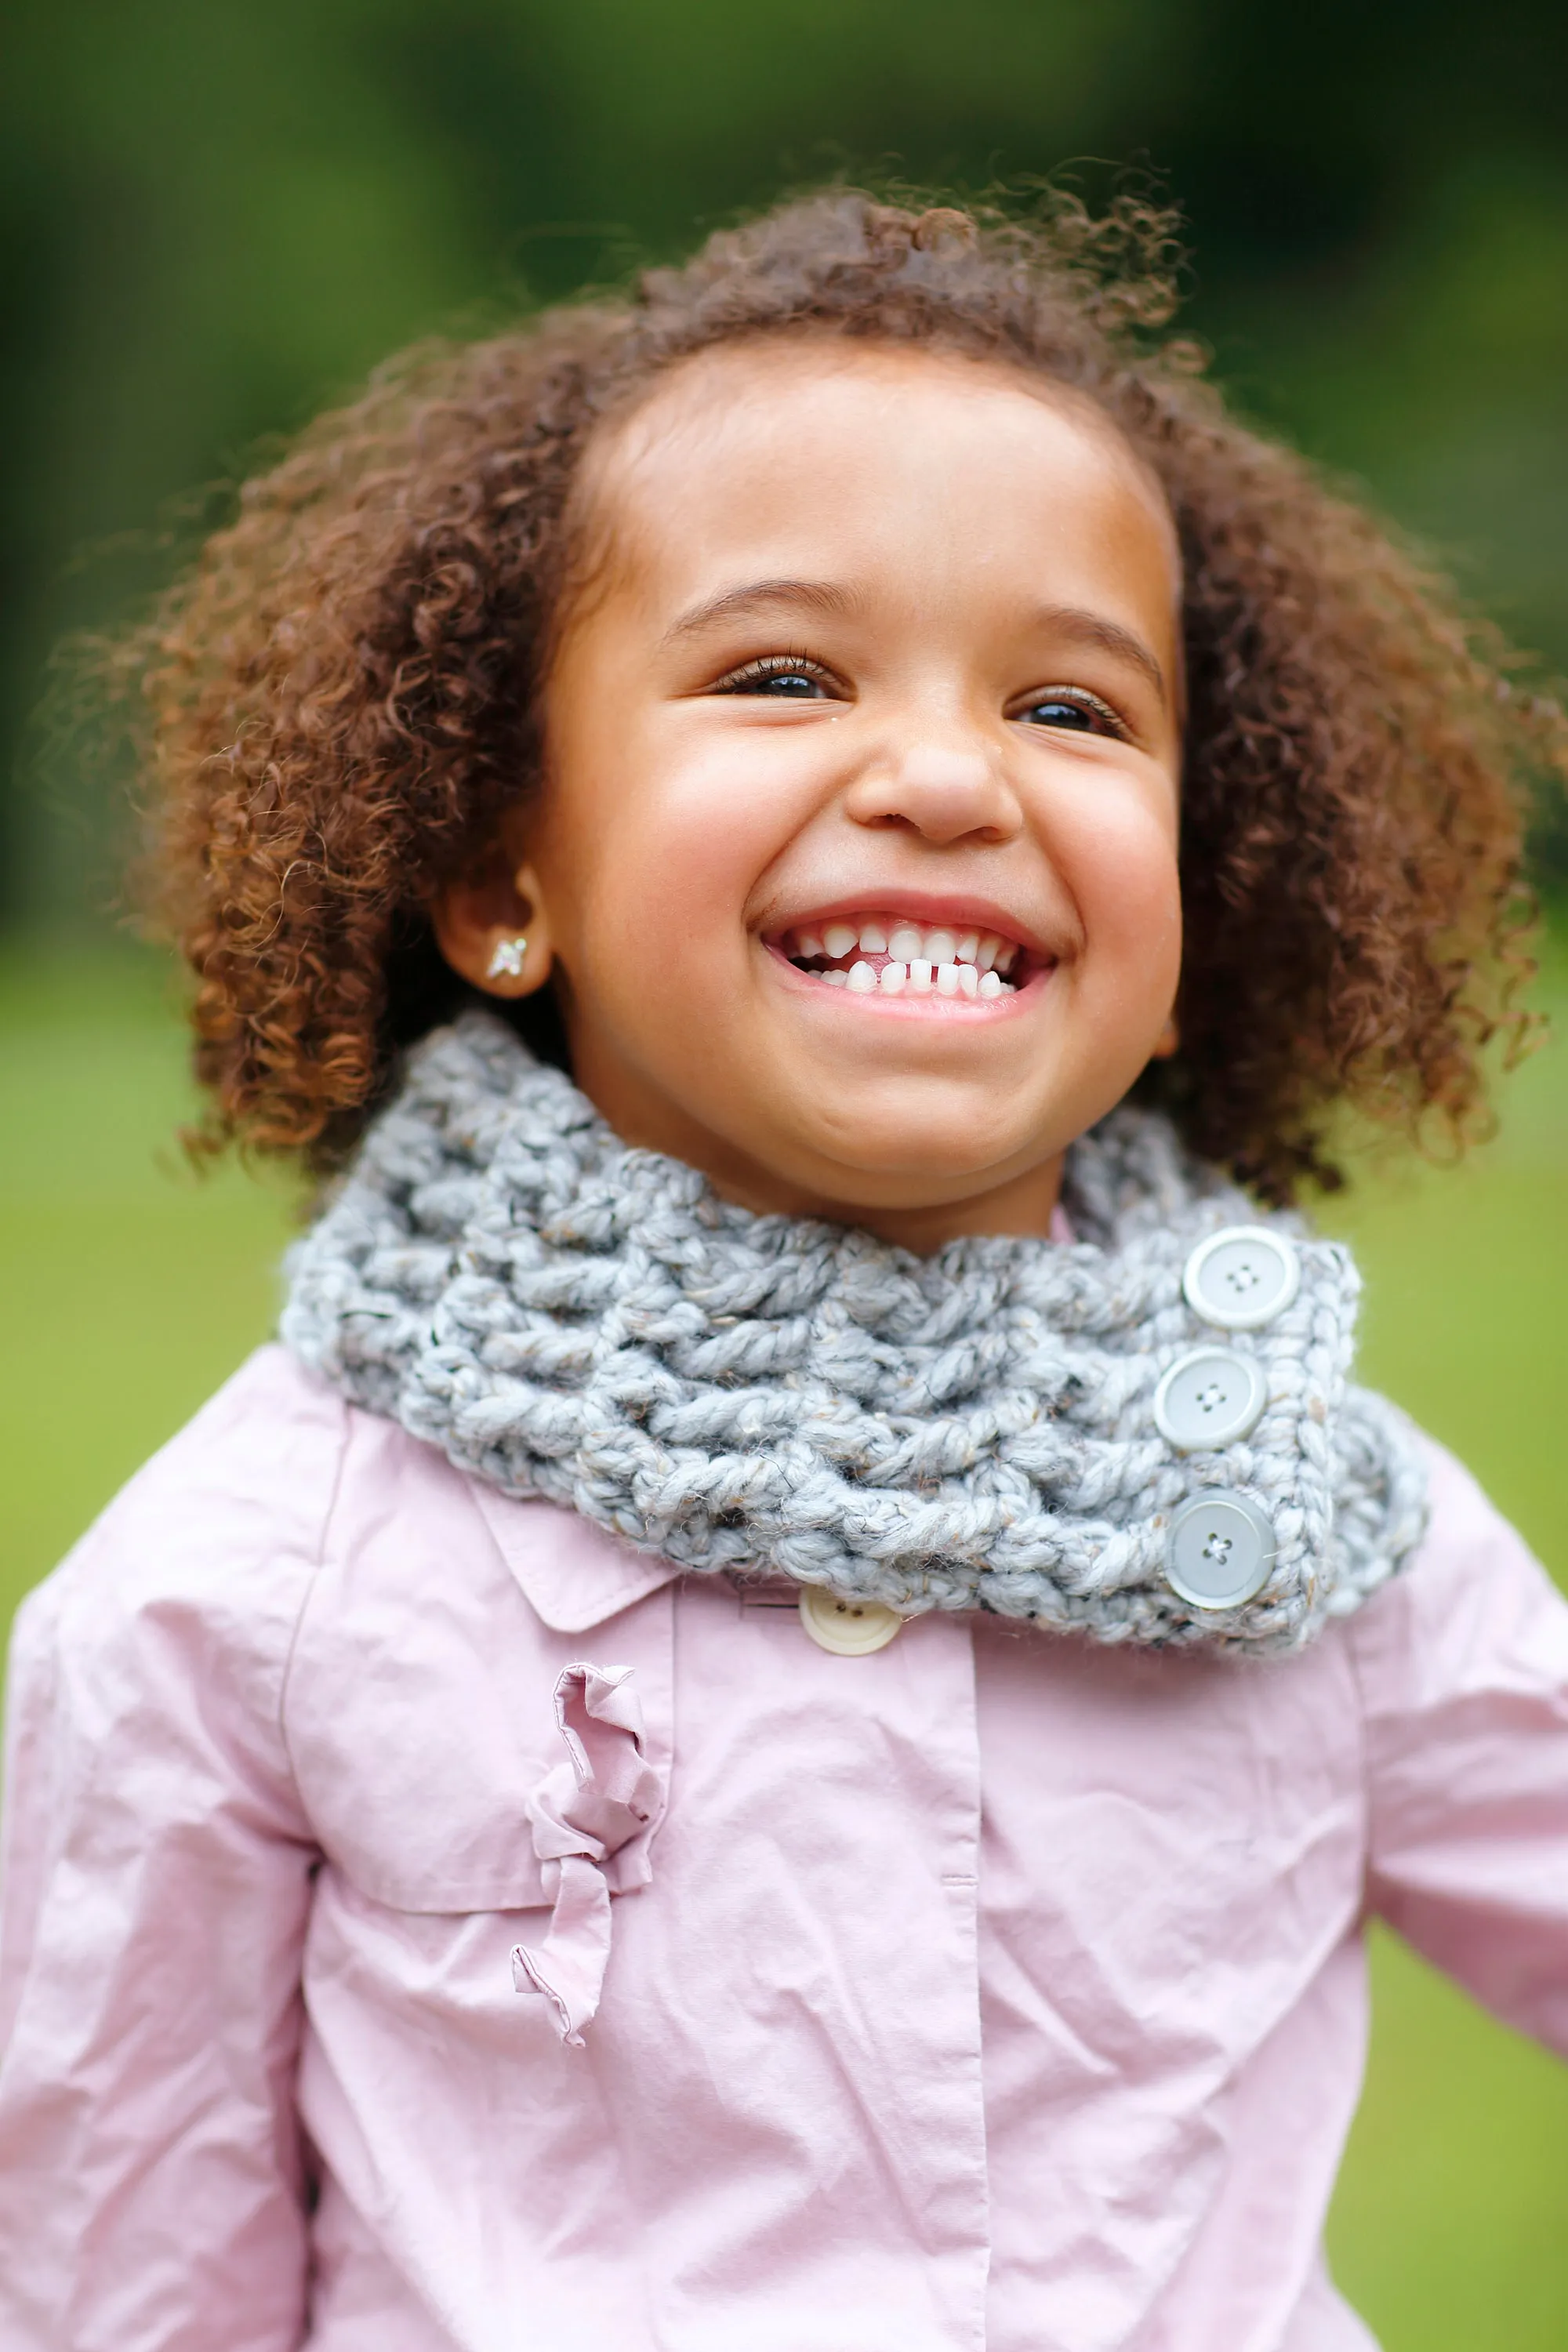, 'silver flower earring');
486,935,528,980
